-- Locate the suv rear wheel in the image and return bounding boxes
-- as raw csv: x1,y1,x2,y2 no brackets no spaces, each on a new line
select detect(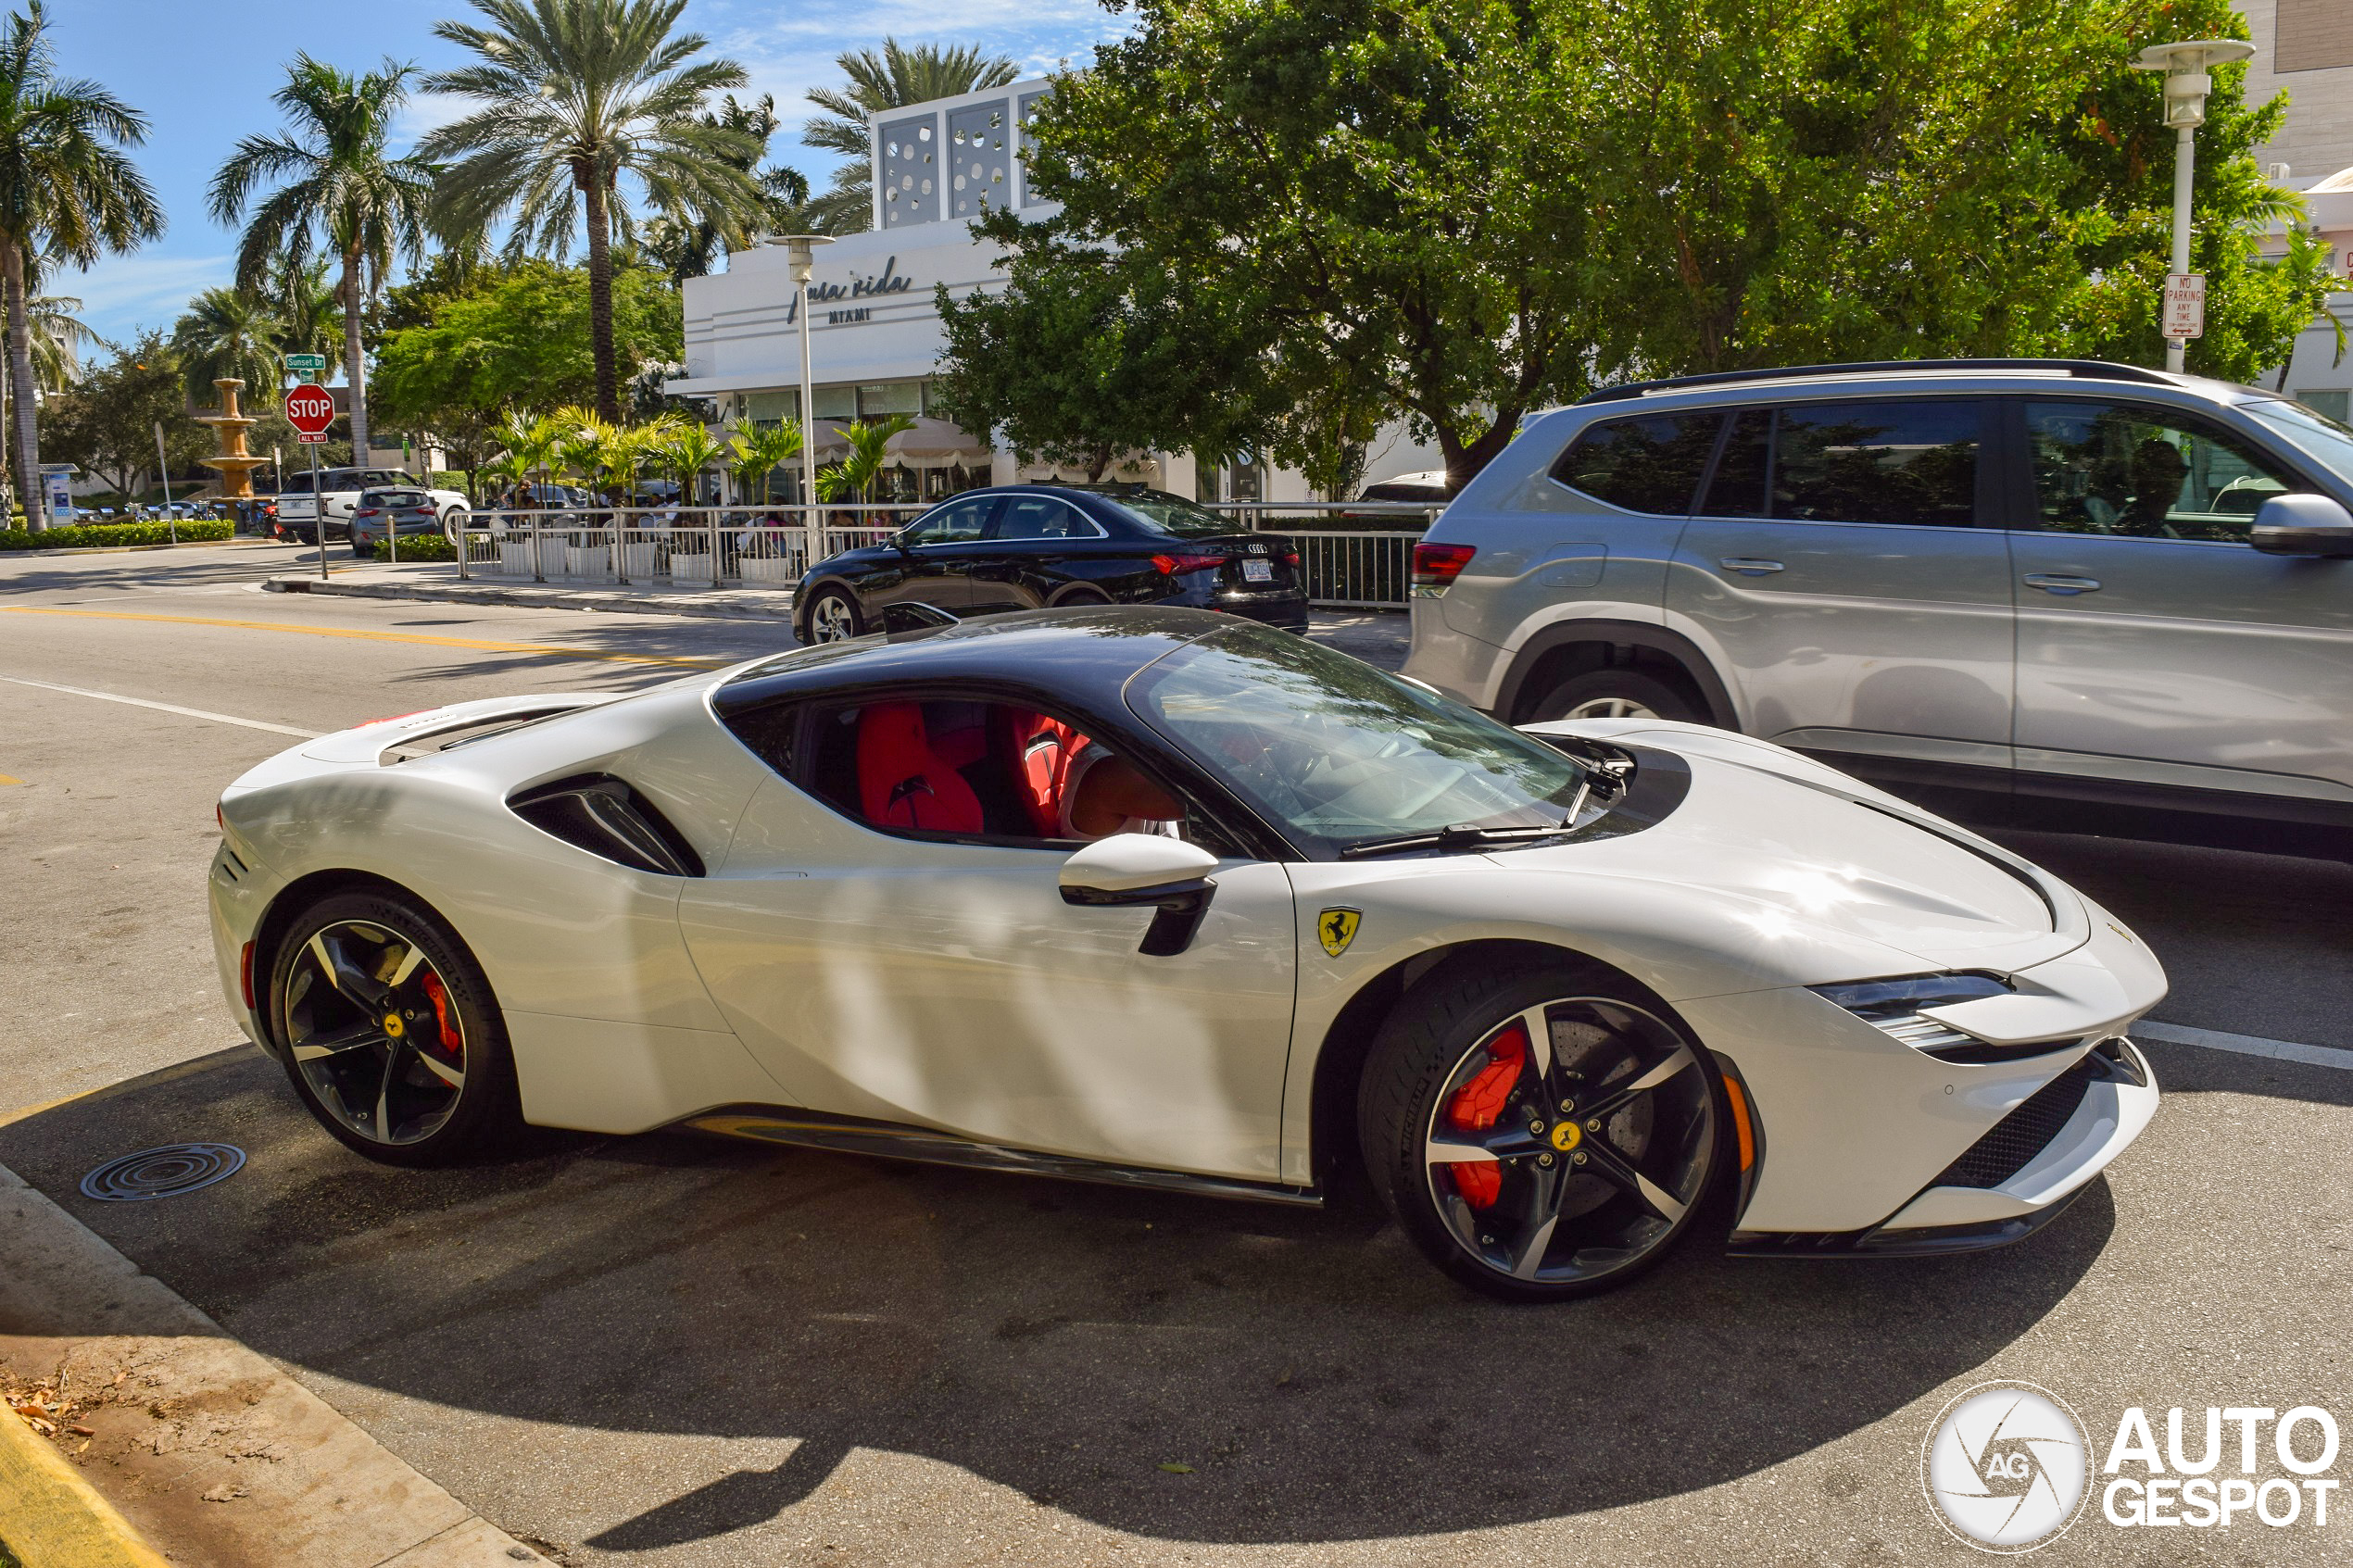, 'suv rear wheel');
1528,669,1701,724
